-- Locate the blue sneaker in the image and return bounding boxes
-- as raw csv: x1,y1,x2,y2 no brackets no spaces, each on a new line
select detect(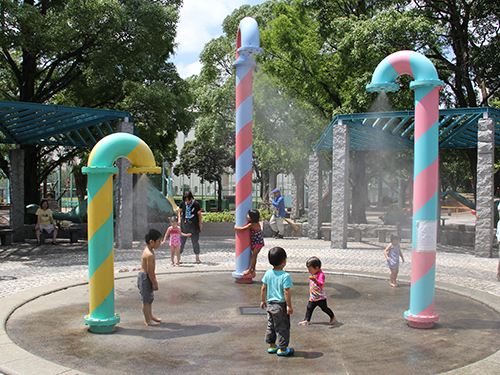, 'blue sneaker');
267,346,278,354
277,347,295,356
